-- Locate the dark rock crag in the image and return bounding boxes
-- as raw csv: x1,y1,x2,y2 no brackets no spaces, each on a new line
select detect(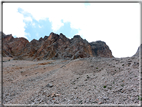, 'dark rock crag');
2,32,114,60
